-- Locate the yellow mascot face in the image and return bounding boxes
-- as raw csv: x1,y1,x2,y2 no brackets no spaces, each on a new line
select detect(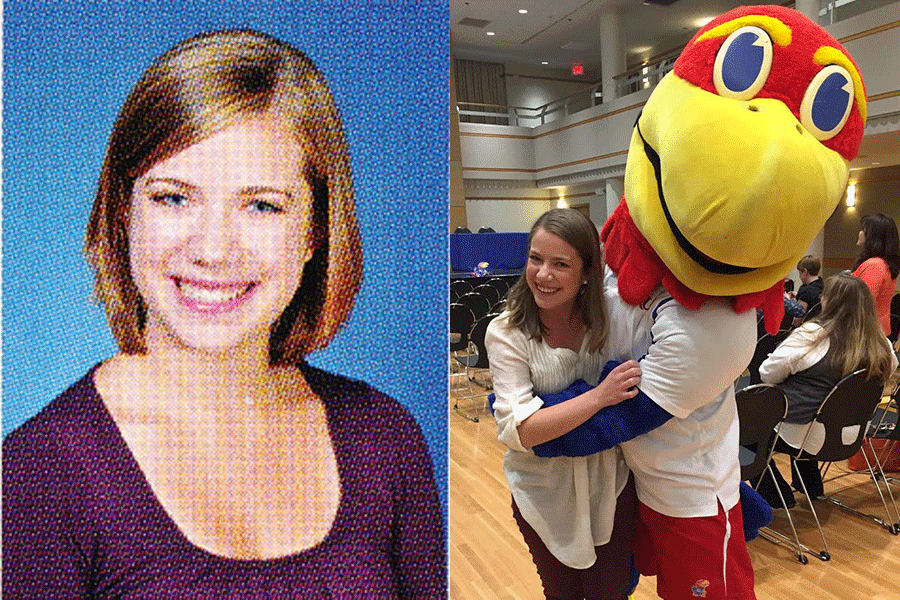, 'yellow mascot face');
624,6,866,296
